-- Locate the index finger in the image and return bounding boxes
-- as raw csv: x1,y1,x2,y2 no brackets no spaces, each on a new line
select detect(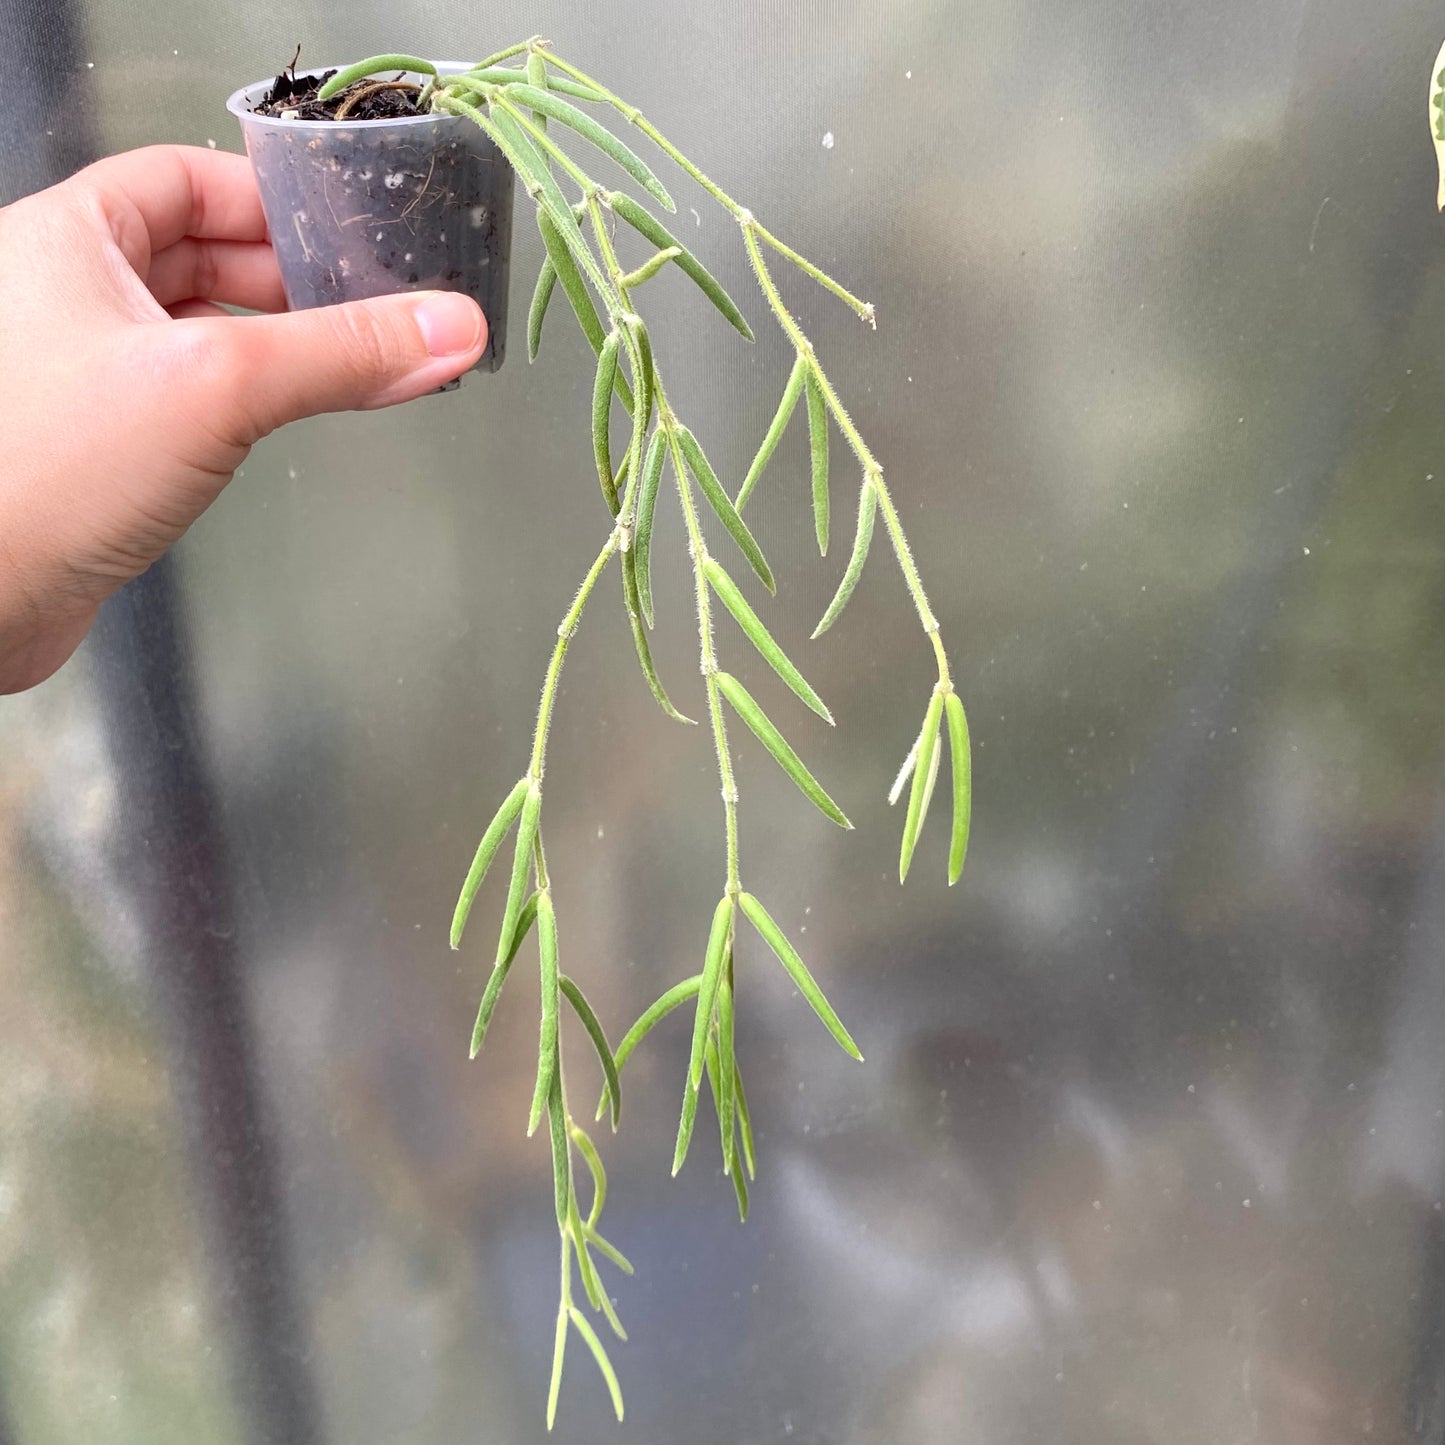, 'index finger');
69,145,269,267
